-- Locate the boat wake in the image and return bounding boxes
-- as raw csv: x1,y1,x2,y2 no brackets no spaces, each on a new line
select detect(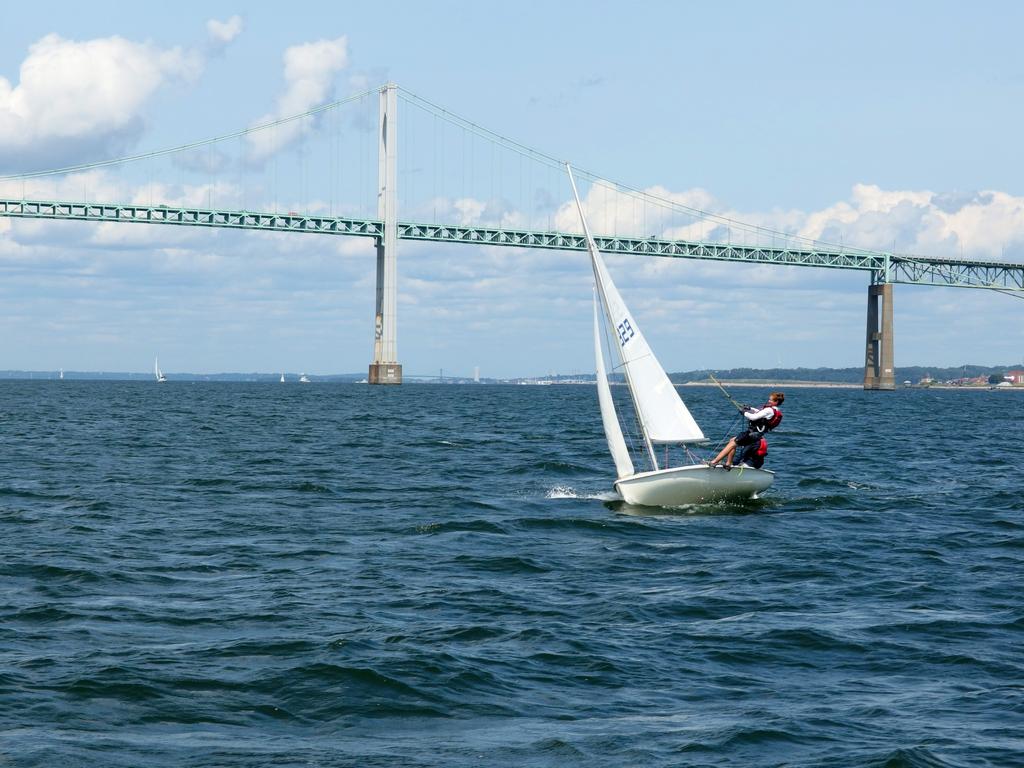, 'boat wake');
545,485,621,501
